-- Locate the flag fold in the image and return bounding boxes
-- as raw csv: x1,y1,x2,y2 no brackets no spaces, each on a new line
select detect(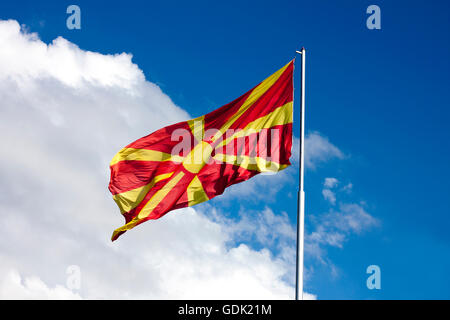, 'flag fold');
109,60,294,241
